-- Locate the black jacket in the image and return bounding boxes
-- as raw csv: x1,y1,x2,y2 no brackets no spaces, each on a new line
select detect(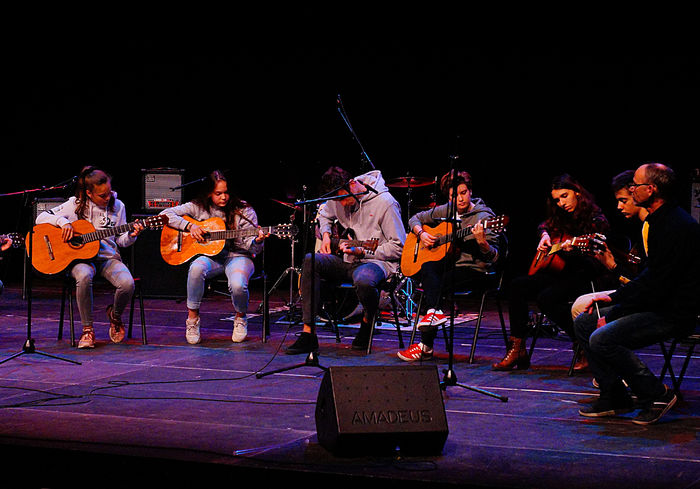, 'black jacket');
608,203,700,334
